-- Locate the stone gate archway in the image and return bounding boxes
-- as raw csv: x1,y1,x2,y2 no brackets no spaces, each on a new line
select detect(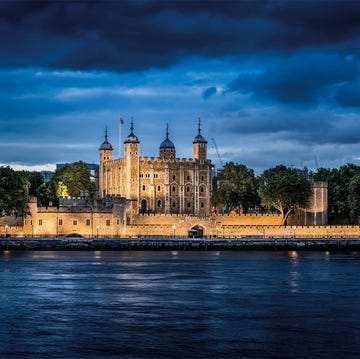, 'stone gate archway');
188,225,204,238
